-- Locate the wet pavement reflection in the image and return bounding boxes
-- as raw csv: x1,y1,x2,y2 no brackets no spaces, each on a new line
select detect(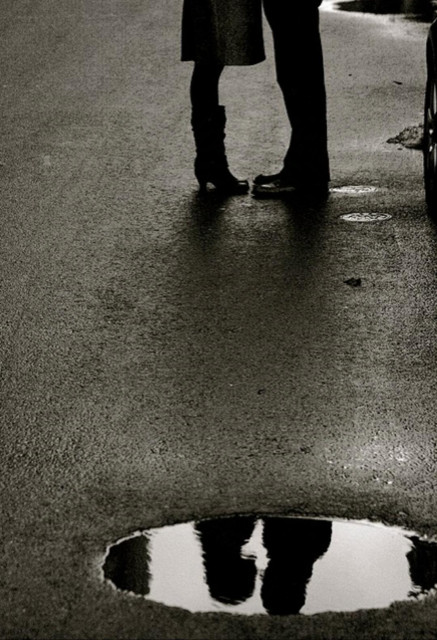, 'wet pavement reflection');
196,517,332,615
332,0,435,20
103,516,437,615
